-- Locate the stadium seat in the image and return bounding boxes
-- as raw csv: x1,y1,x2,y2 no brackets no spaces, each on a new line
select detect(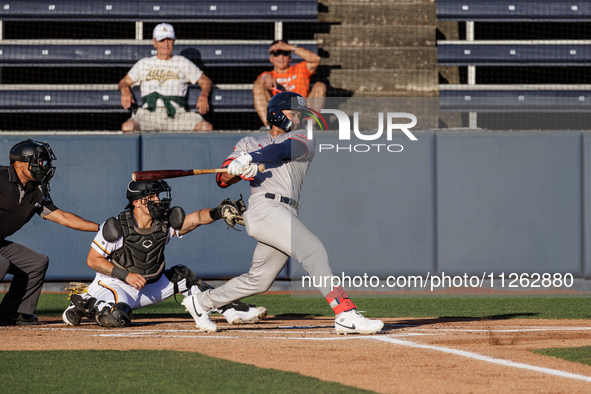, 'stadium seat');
440,89,591,112
437,0,591,22
0,85,255,113
0,0,318,22
437,1,591,120
0,43,318,67
0,0,319,128
438,43,591,66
